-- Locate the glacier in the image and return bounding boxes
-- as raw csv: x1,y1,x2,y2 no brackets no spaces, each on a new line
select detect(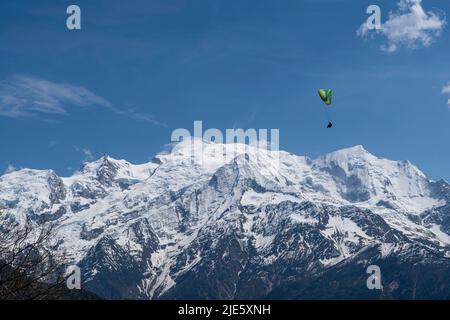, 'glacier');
0,139,449,299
